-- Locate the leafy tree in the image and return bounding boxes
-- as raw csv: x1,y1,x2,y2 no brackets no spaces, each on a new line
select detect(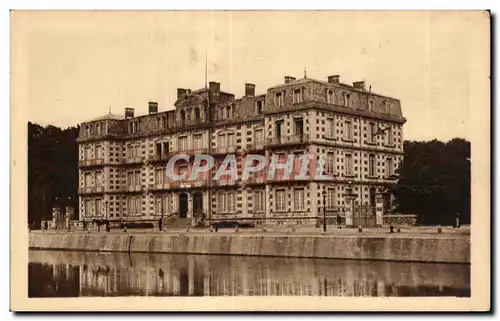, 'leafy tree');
393,138,471,225
28,122,79,227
